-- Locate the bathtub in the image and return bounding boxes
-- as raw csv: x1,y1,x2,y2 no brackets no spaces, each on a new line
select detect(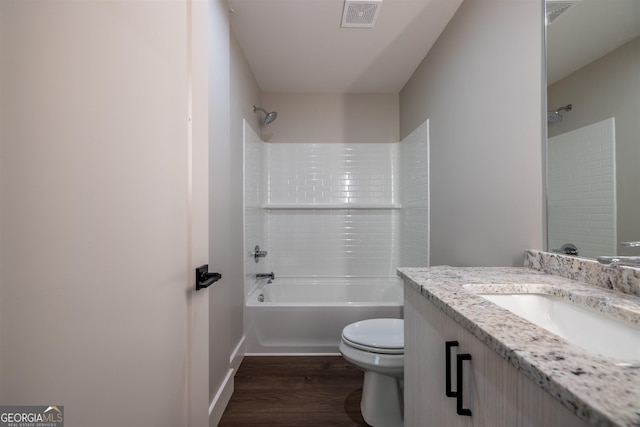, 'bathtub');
244,277,404,354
